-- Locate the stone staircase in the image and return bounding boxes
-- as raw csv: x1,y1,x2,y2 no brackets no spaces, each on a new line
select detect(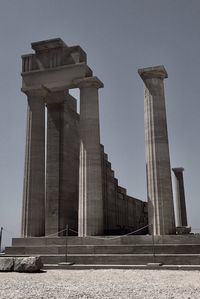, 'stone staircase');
4,235,200,266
